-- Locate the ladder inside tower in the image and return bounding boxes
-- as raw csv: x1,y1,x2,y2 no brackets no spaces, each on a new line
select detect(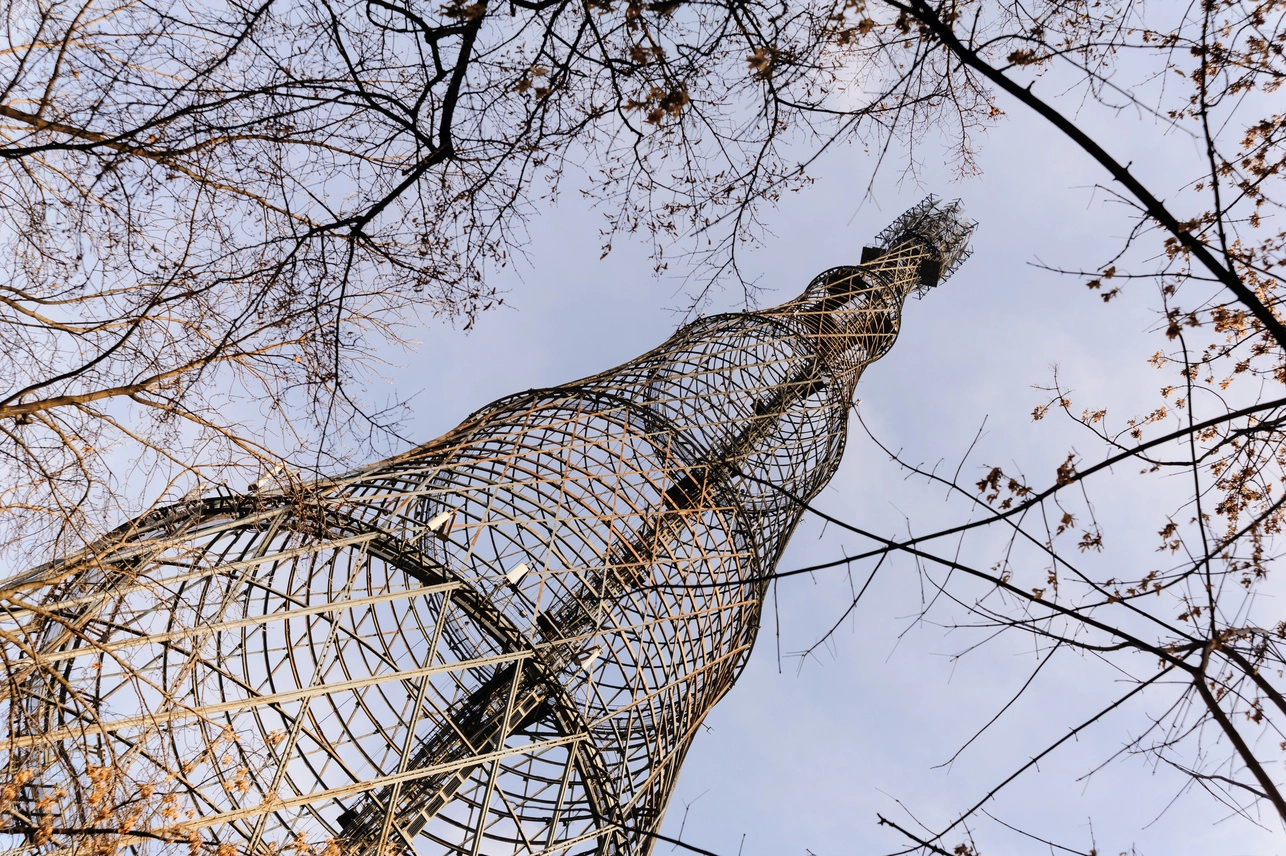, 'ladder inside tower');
335,266,909,854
